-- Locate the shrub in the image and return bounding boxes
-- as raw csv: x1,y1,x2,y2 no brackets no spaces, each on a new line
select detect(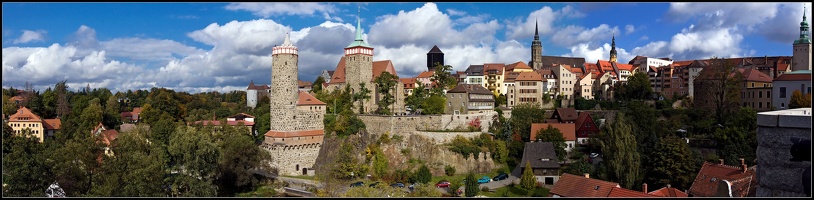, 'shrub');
531,187,549,197
508,186,528,196
444,165,456,176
